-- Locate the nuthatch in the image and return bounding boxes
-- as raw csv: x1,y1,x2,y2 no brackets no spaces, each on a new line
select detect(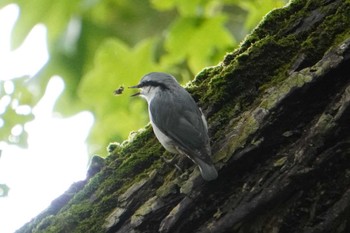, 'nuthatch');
130,72,218,181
